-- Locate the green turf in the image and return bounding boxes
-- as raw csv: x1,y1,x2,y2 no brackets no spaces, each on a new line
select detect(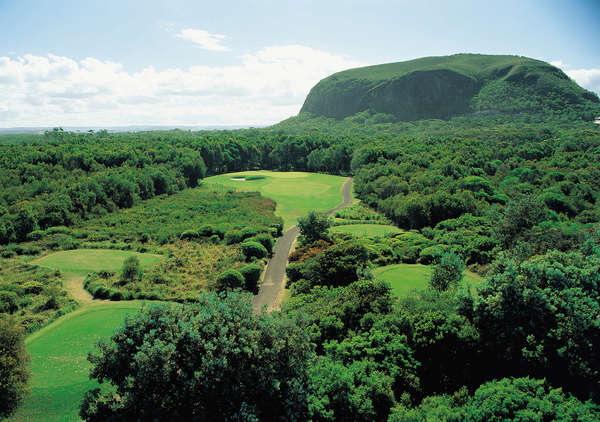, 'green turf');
10,303,143,422
373,263,484,297
205,171,349,229
31,249,164,276
330,224,402,237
